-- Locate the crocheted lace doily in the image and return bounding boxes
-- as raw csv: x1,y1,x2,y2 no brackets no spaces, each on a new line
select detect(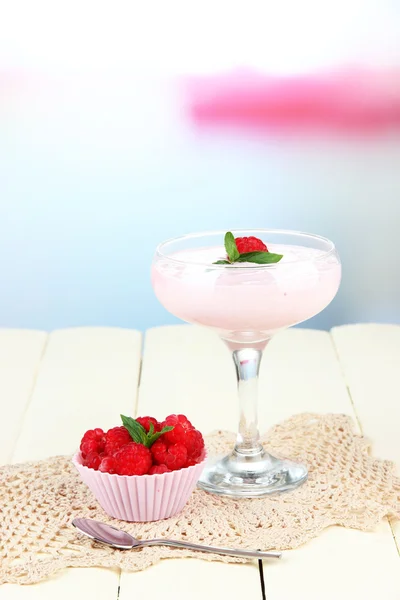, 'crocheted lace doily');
1,413,399,585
